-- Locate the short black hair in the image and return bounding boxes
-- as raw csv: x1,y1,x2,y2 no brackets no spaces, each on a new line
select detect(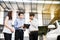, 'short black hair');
30,12,35,17
18,12,24,16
